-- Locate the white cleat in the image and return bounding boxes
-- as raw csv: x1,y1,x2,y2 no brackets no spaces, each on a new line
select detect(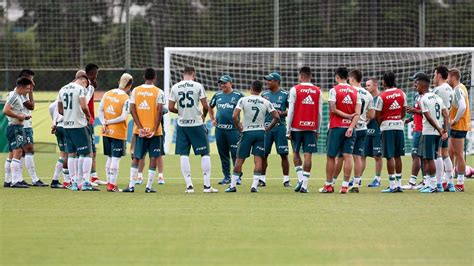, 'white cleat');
401,183,417,190
157,177,165,185
203,186,219,193
185,186,195,193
